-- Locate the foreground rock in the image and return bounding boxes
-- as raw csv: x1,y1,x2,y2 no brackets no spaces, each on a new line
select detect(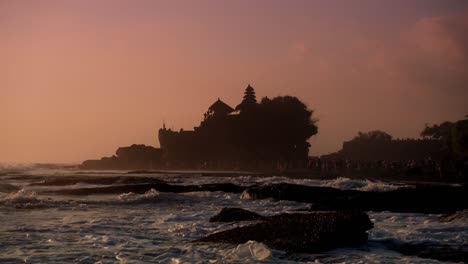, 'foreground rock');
199,210,373,253
242,183,468,214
